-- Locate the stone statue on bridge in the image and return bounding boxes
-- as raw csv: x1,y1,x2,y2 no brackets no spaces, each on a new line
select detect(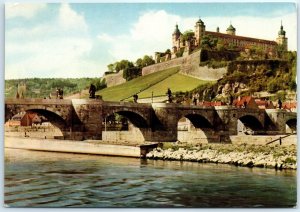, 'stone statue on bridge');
166,88,173,103
89,84,96,99
133,94,138,103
